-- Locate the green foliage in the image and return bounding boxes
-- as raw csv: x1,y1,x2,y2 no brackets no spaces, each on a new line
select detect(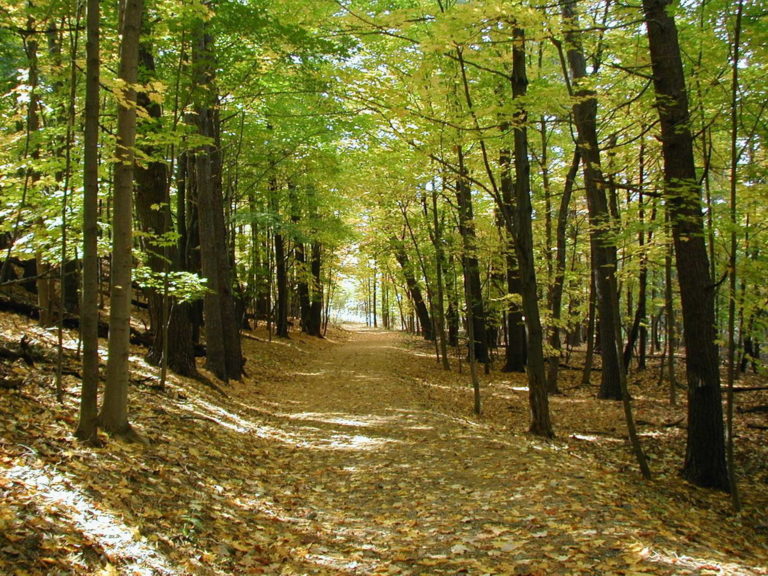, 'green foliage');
134,266,209,304
0,0,763,366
